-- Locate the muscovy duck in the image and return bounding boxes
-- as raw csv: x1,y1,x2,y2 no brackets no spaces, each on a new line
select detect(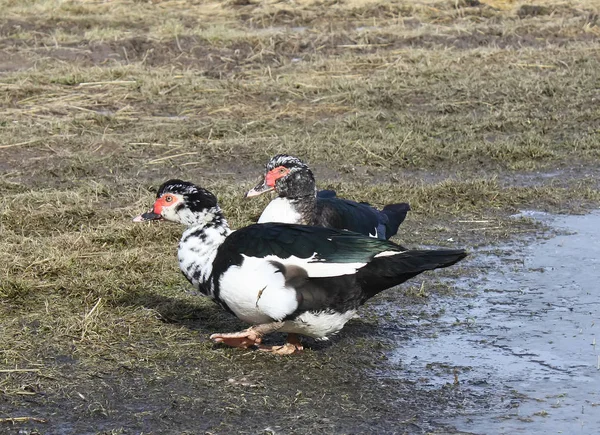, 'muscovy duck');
246,154,410,240
134,179,467,354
